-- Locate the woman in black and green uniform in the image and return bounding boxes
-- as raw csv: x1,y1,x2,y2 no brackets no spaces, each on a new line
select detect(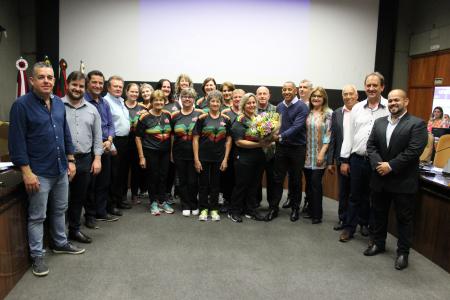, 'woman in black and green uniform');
124,82,144,204
193,90,232,222
135,90,174,215
195,77,217,112
171,87,203,217
228,93,268,223
220,88,245,213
